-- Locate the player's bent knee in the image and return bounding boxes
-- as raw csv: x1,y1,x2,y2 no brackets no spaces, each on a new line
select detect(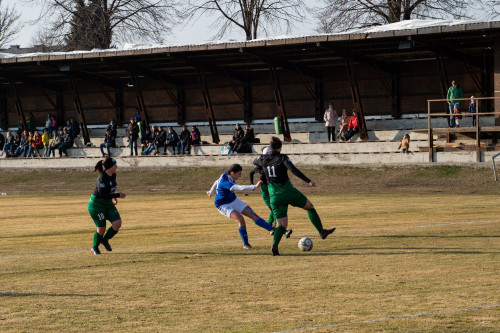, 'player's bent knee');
111,220,122,230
